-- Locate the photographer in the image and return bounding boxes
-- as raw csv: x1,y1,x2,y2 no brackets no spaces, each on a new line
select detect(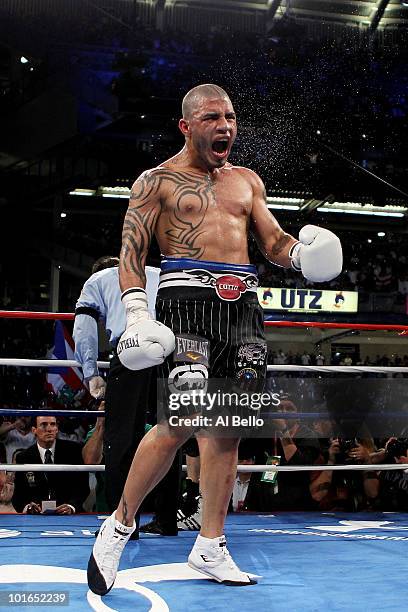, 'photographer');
310,435,379,511
310,438,352,511
372,437,408,511
244,400,320,511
